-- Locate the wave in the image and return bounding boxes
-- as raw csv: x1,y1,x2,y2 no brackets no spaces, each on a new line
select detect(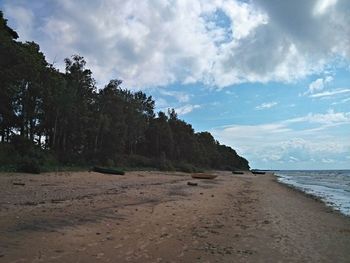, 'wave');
275,170,350,216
